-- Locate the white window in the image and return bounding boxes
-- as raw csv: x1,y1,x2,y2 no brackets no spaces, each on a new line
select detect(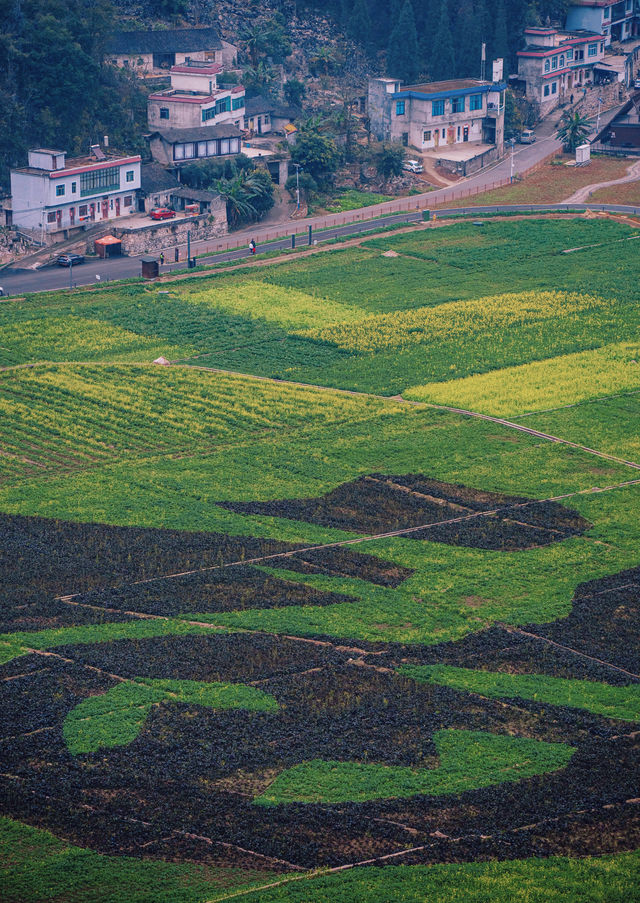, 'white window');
197,141,208,157
423,130,432,142
207,140,219,156
551,56,558,70
220,139,230,154
544,60,550,72
125,170,134,182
